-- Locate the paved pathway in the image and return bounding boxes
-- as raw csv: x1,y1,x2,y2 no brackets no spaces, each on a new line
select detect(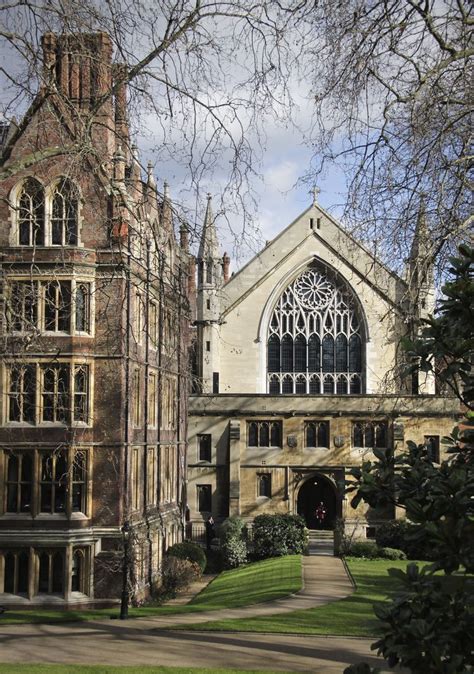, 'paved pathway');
0,538,402,672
